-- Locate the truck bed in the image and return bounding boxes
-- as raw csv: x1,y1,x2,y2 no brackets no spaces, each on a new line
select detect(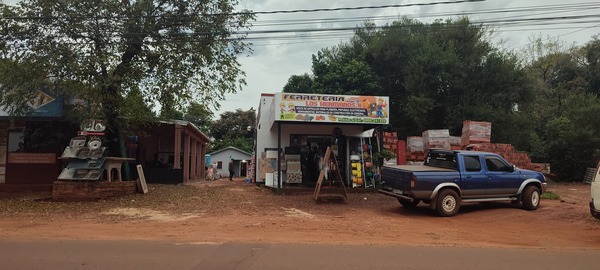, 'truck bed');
383,165,457,172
